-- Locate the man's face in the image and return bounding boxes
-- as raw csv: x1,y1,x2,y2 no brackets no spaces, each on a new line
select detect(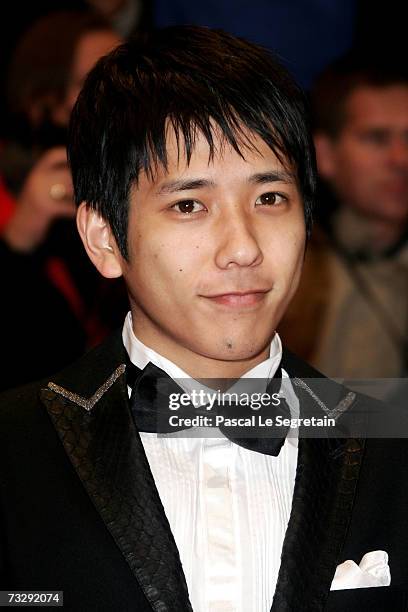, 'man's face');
316,85,408,224
120,129,305,373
